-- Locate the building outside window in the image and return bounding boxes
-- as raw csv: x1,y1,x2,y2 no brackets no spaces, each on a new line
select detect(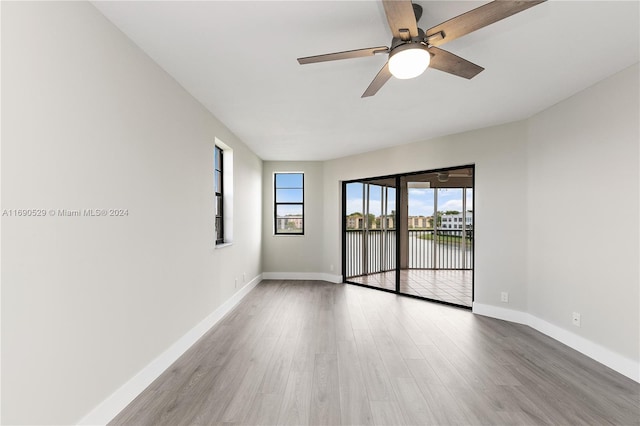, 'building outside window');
274,172,304,234
437,211,473,235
